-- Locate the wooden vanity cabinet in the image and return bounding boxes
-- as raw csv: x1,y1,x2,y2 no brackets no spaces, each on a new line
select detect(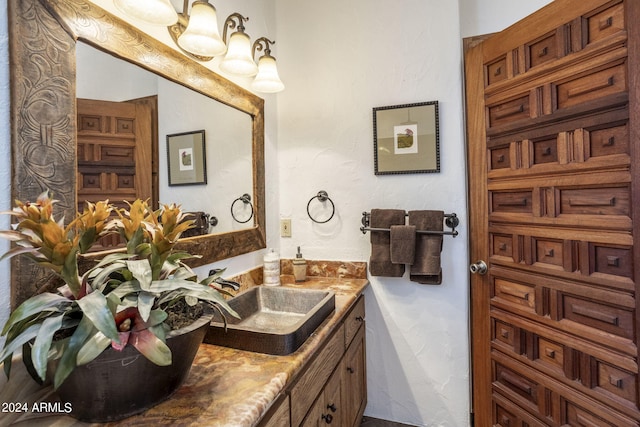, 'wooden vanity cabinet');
261,295,366,427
